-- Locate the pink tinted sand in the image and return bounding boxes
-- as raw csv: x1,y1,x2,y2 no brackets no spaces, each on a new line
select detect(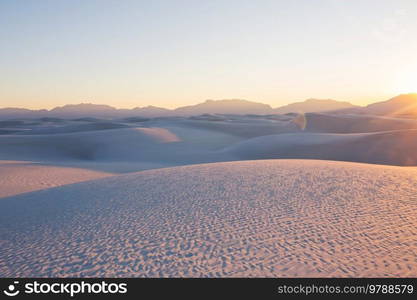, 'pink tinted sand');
0,161,112,198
